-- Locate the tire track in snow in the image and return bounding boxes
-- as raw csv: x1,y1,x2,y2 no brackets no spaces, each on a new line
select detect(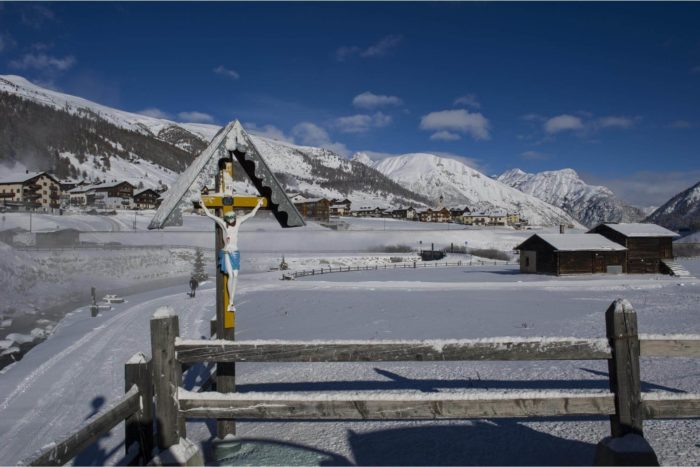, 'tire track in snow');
0,288,213,463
